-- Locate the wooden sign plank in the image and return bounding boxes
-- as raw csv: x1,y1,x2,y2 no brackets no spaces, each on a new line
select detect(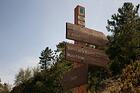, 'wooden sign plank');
66,23,108,46
62,65,88,90
65,43,109,67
